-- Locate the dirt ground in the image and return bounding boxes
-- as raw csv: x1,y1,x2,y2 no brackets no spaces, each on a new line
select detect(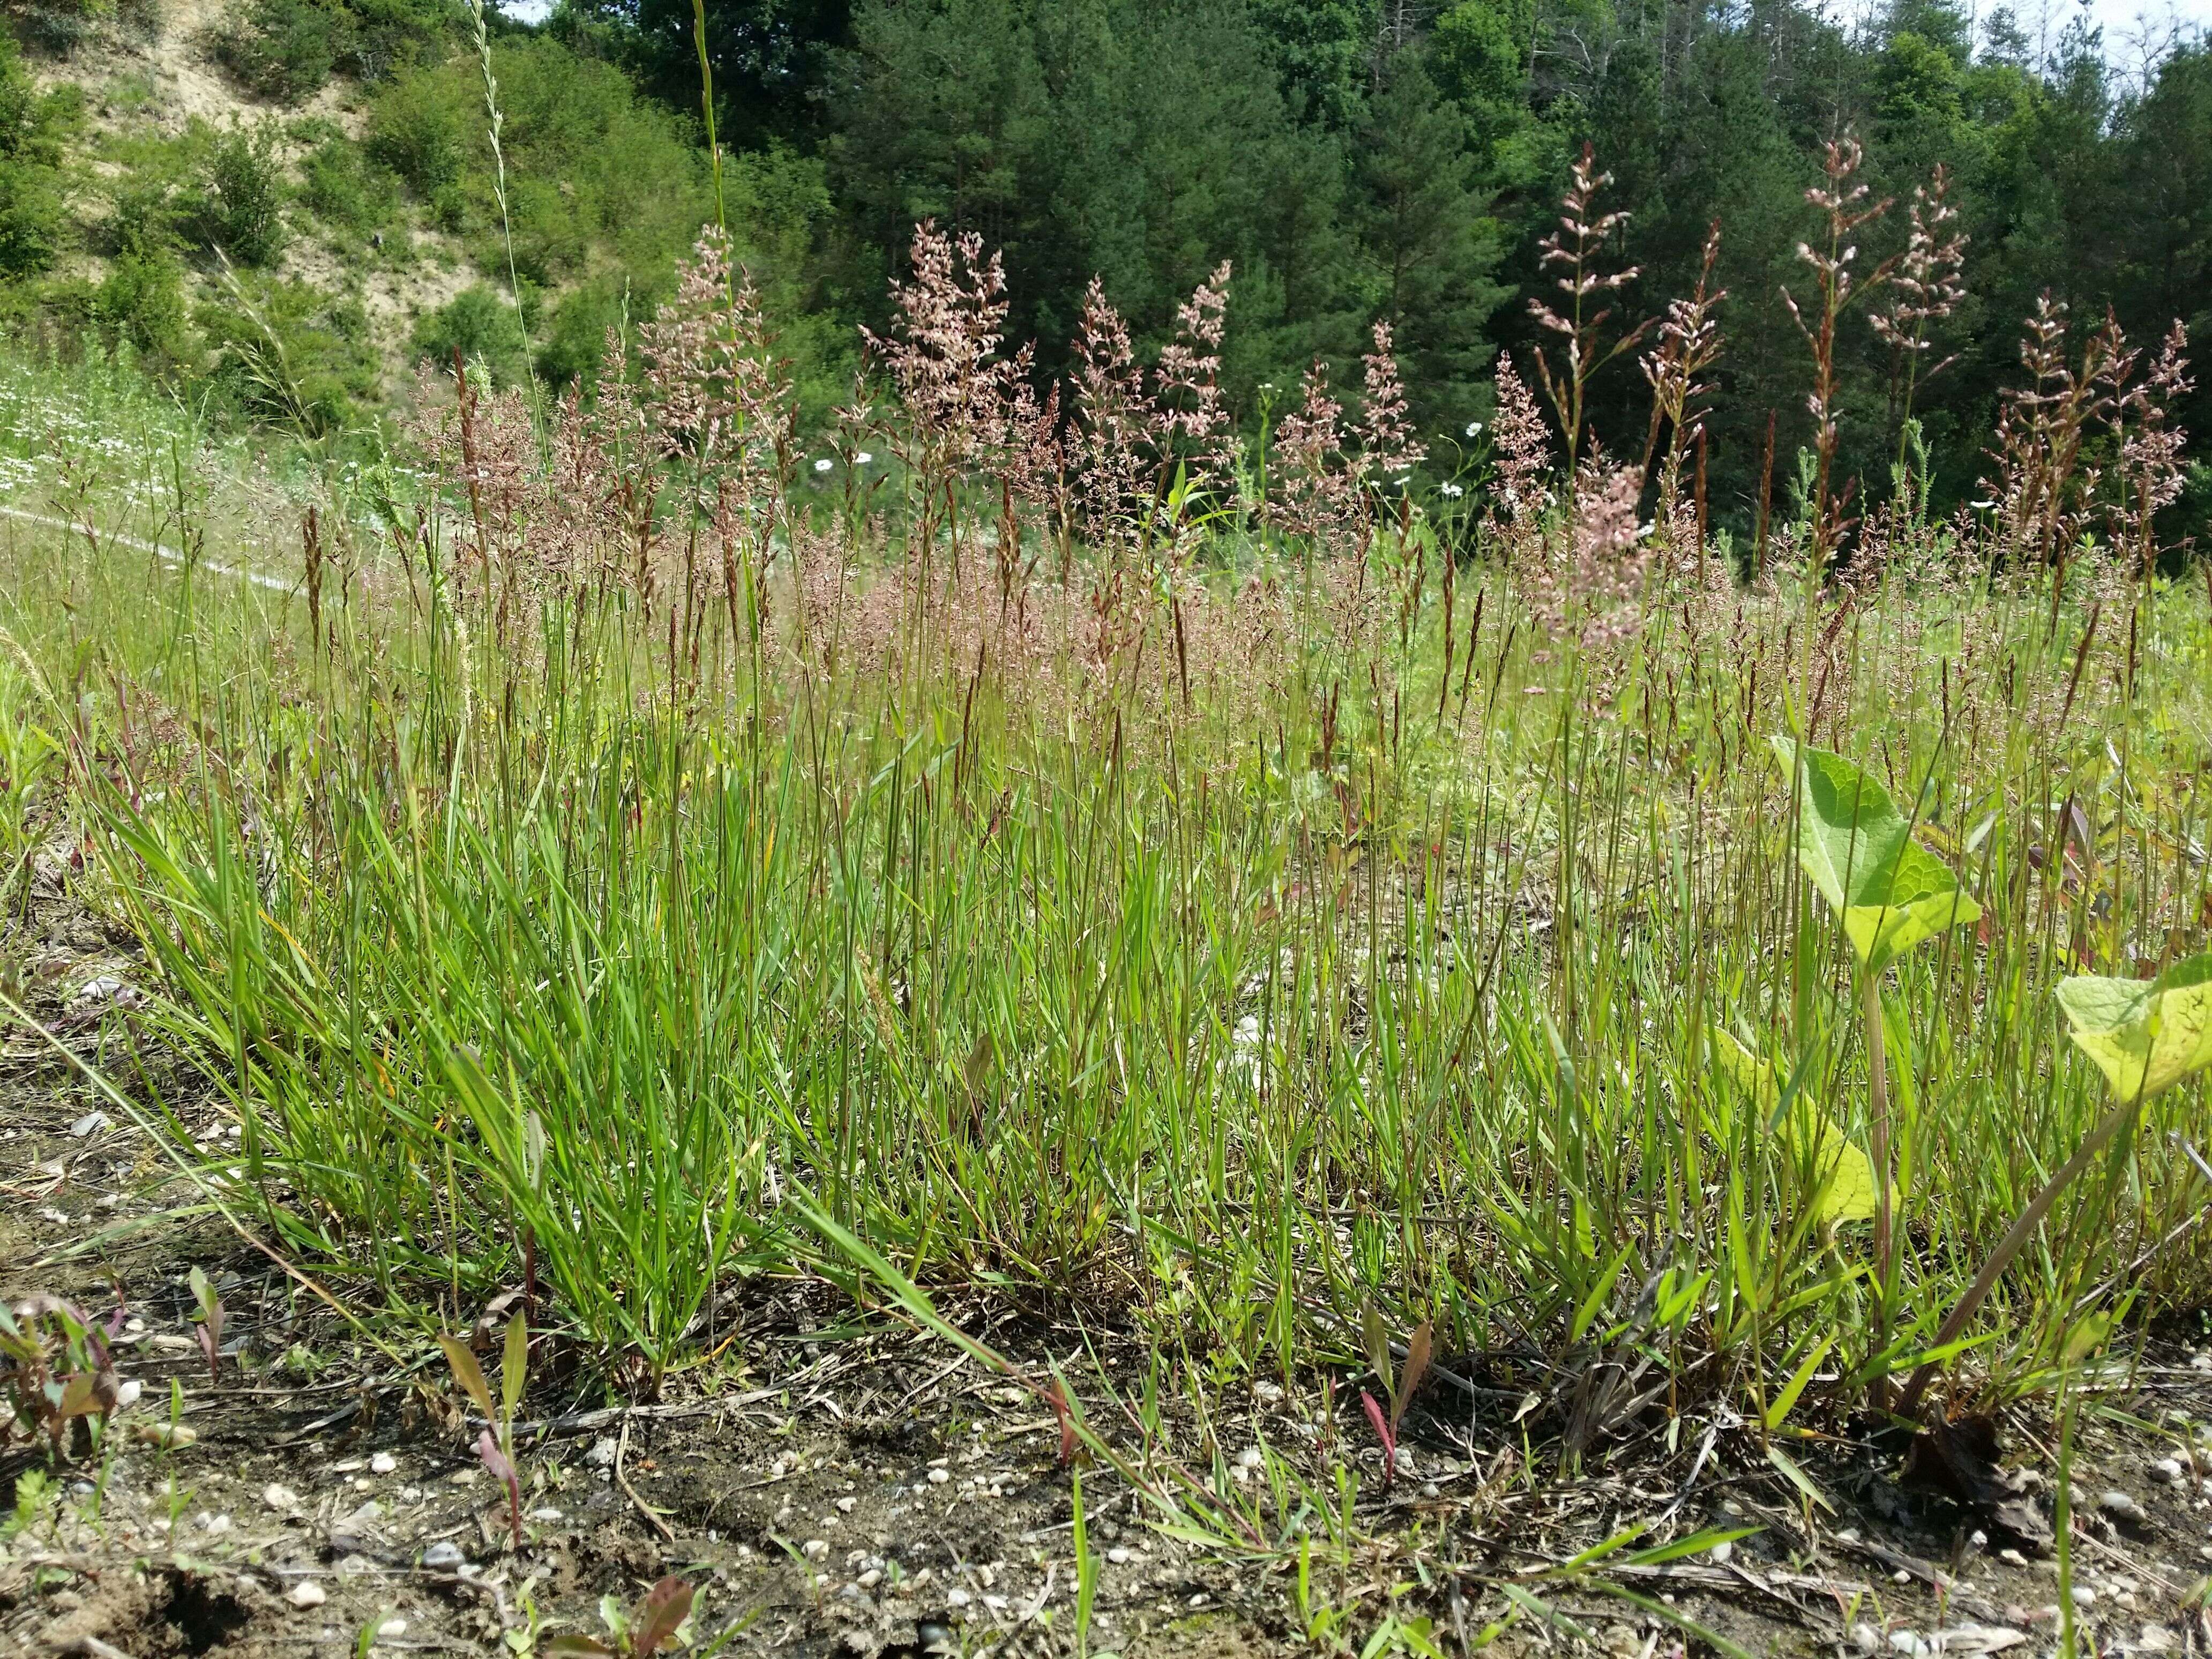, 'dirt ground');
9,858,2212,1658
